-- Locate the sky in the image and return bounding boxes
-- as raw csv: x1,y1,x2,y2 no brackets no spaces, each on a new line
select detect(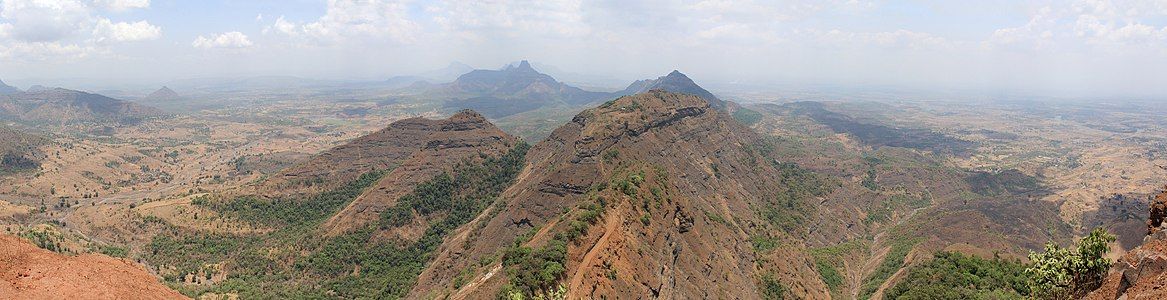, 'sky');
0,0,1165,97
